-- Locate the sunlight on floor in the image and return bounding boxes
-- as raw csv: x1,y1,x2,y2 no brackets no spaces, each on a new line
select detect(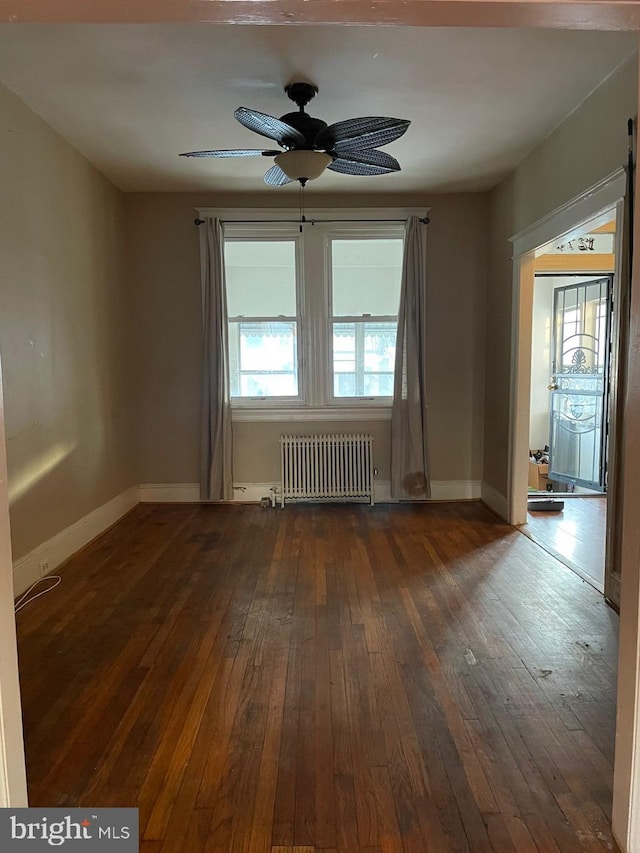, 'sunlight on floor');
522,497,606,591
